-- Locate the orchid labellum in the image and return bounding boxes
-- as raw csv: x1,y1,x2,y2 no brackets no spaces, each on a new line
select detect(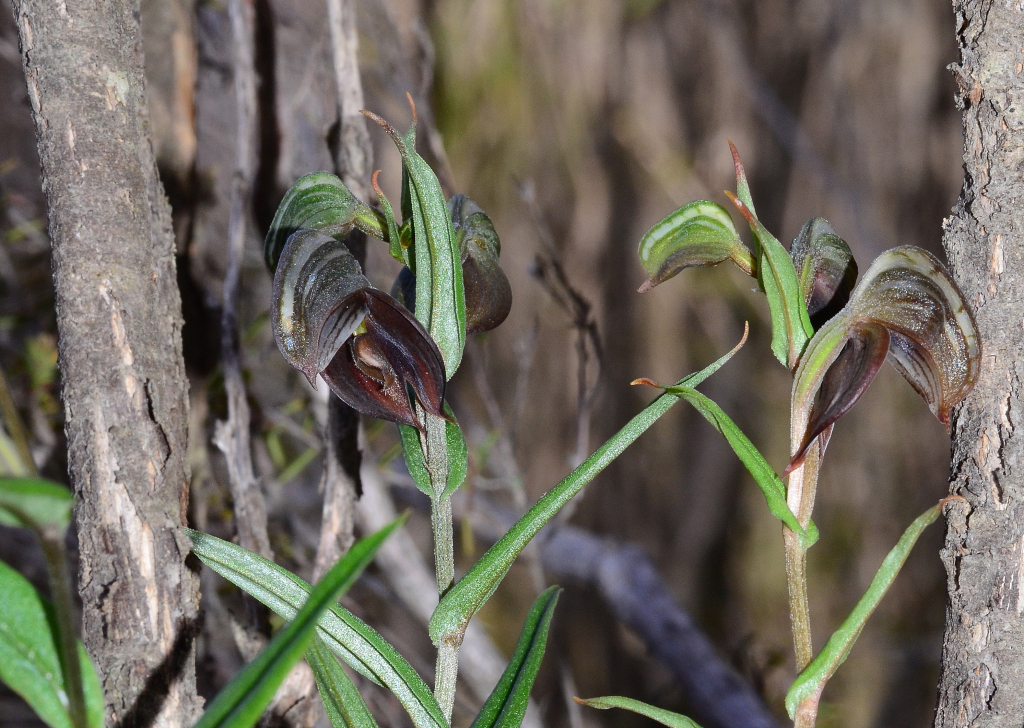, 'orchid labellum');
788,246,980,472
270,229,447,430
